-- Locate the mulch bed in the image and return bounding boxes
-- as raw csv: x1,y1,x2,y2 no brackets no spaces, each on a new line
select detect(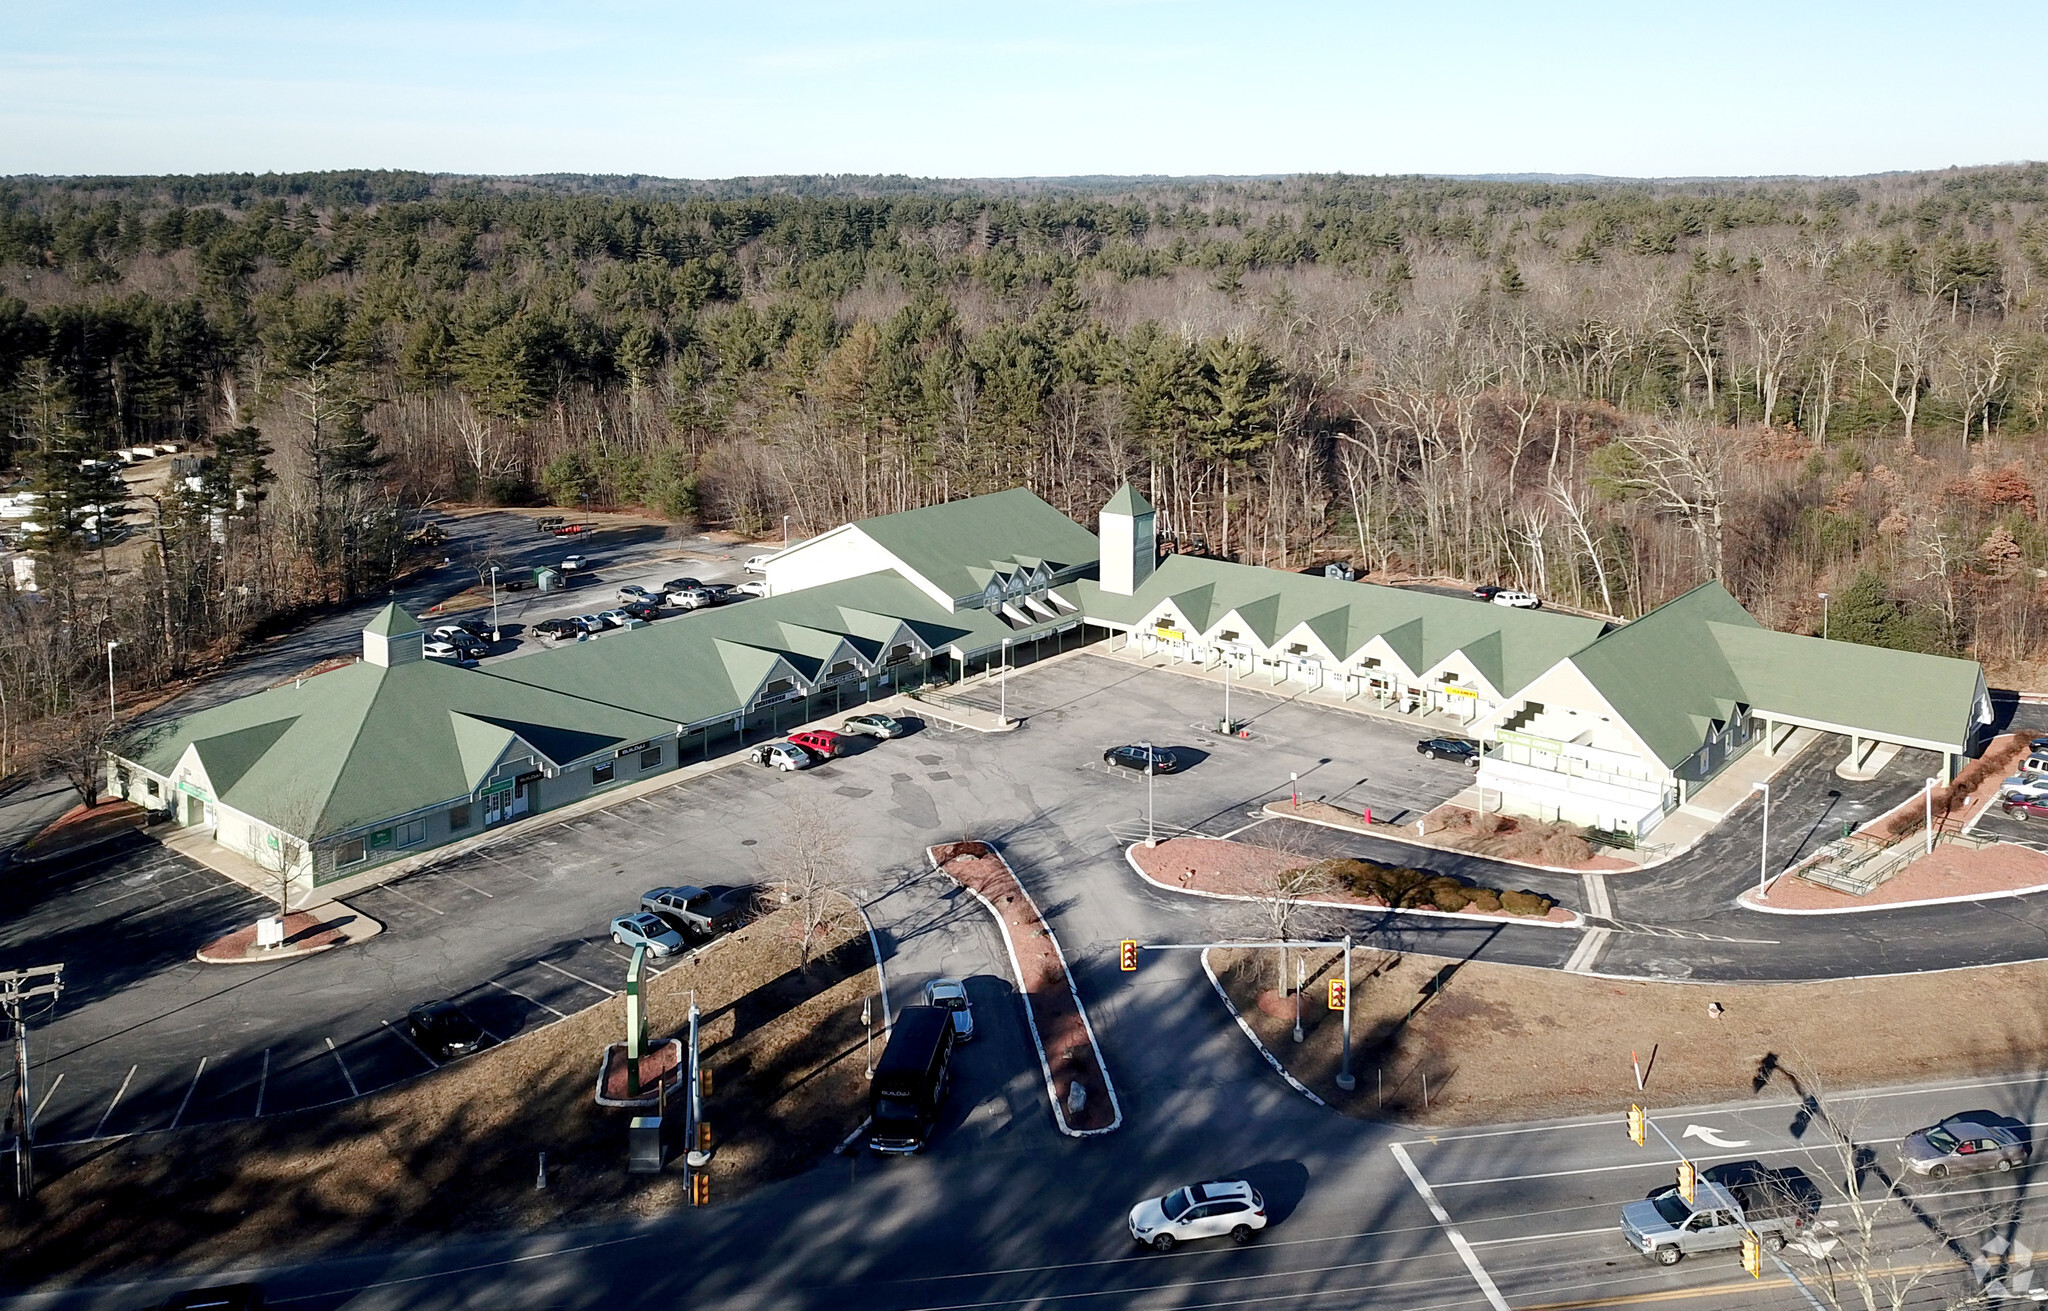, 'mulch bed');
17,798,146,861
1281,799,1632,870
930,840,1117,1133
1861,731,2032,843
1130,836,1577,924
0,908,876,1283
195,911,347,962
599,1041,682,1103
1763,840,2048,911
